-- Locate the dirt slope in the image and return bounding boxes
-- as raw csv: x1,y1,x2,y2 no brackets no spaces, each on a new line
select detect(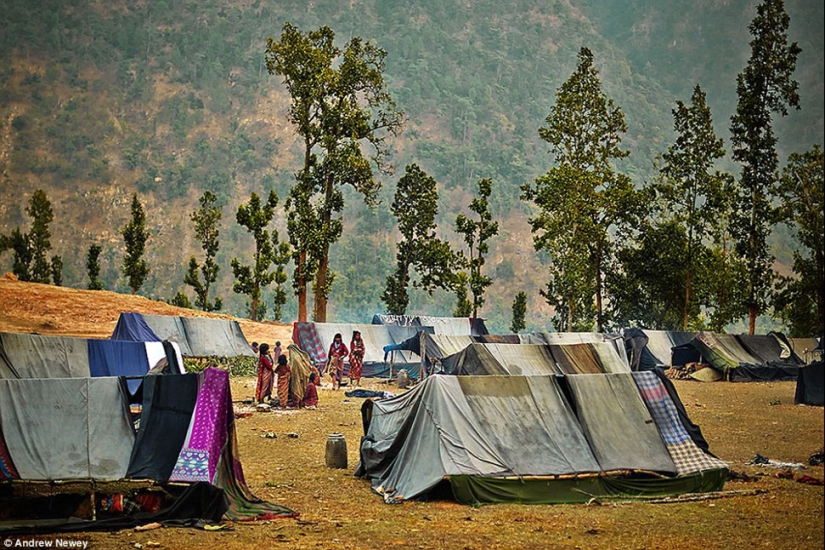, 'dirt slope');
0,276,292,346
